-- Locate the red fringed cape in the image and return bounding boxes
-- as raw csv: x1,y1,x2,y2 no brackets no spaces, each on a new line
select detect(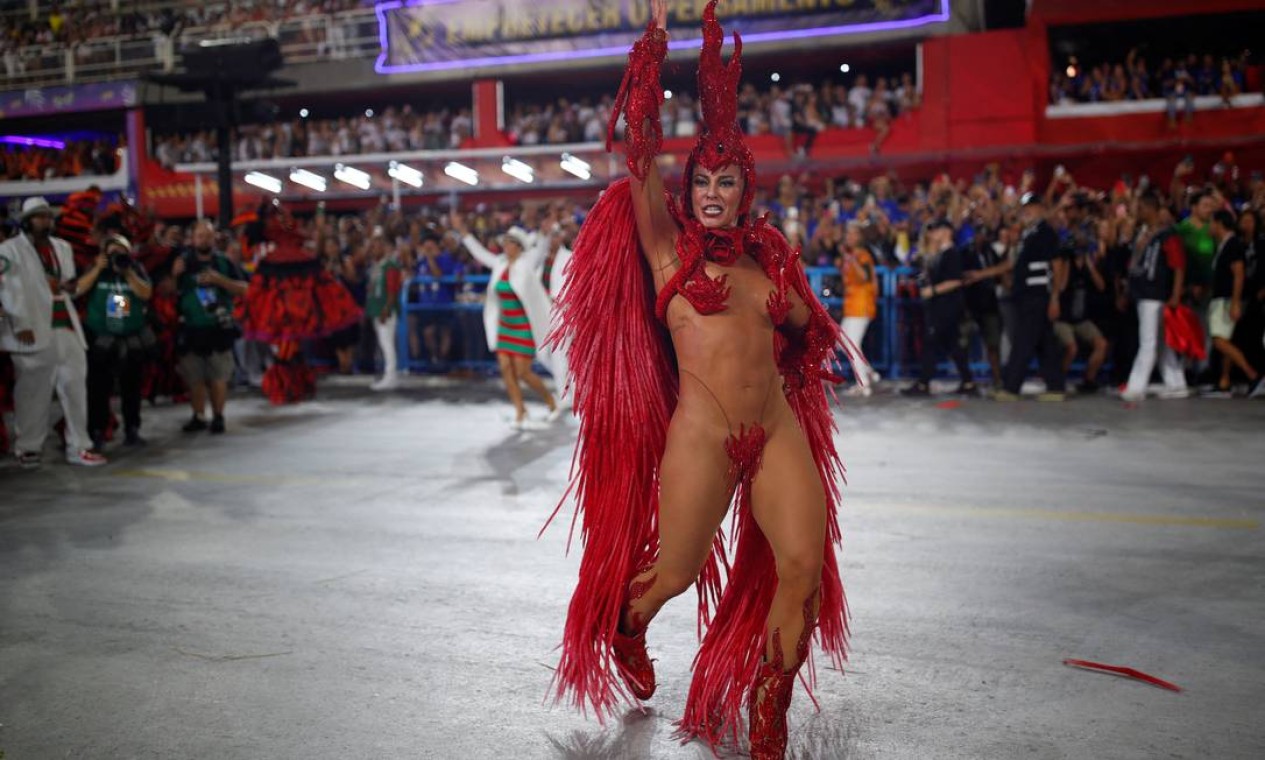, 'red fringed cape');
546,179,854,748
236,226,361,405
237,257,361,343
